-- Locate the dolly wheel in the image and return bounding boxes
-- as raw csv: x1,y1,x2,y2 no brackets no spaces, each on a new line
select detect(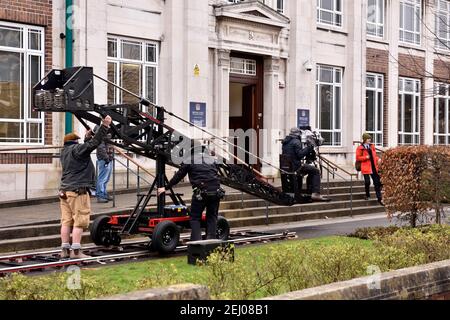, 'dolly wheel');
90,215,113,246
151,221,180,254
216,216,230,241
